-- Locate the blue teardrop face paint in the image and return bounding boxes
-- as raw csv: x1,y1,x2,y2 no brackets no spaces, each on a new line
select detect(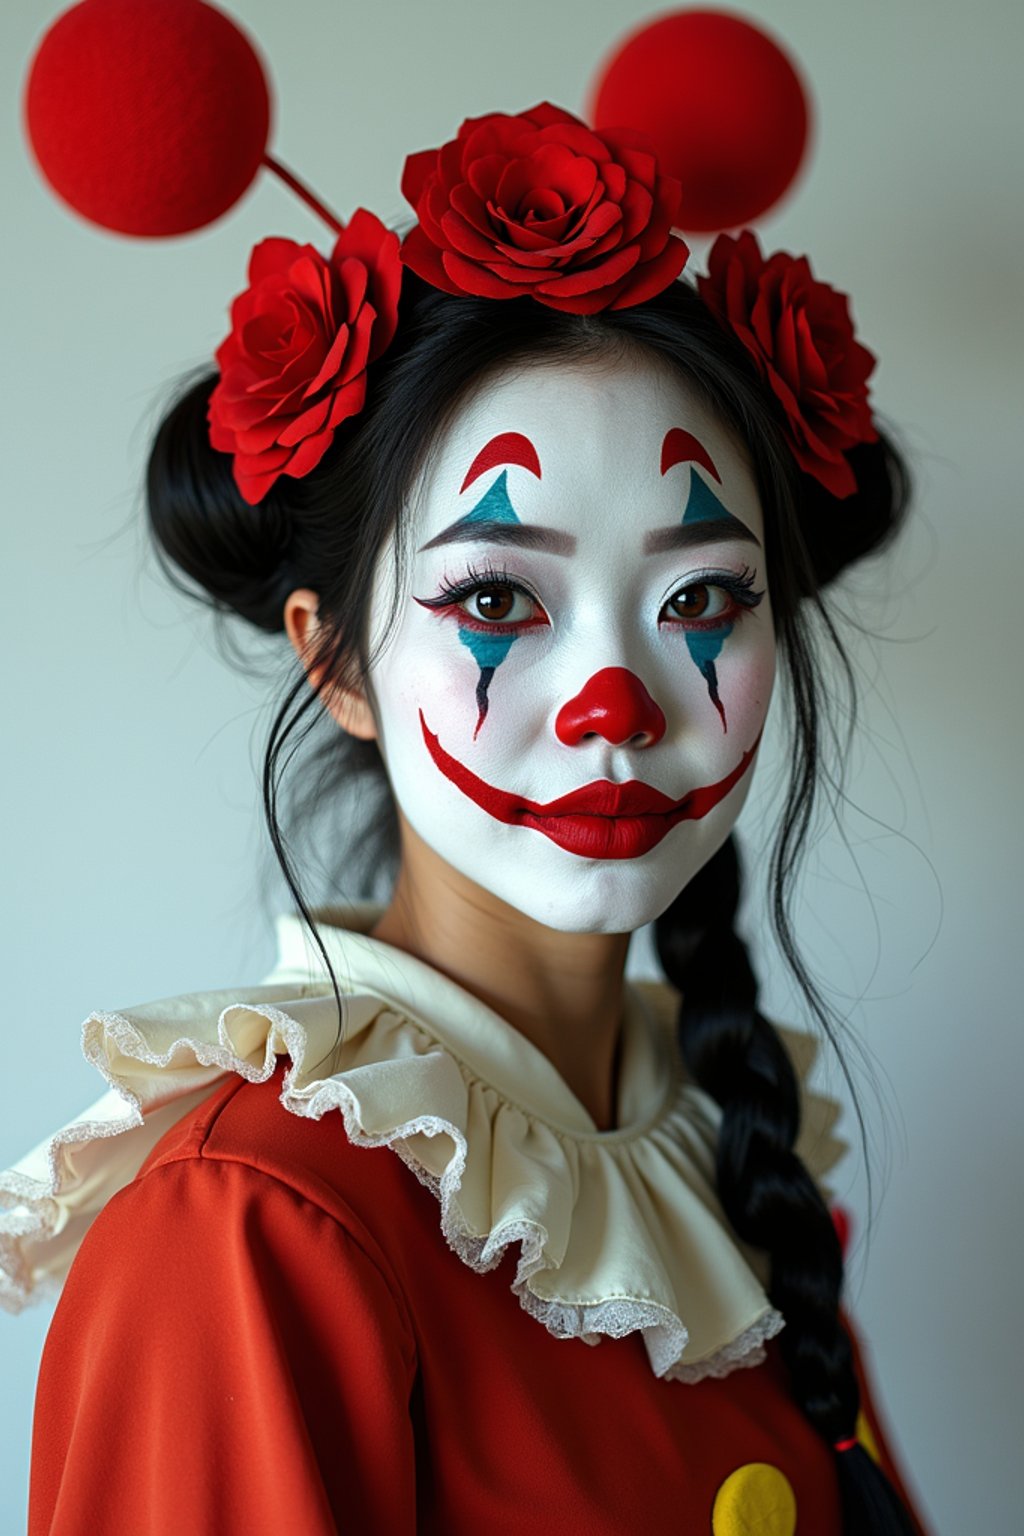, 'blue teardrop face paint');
456,470,522,738
681,473,747,731
460,626,517,738
685,623,732,731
